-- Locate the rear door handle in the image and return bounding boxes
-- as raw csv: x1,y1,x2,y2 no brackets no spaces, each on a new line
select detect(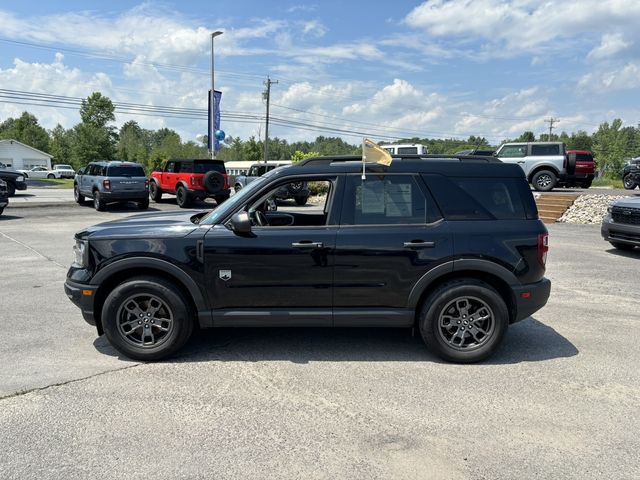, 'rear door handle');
403,241,435,249
292,241,324,249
